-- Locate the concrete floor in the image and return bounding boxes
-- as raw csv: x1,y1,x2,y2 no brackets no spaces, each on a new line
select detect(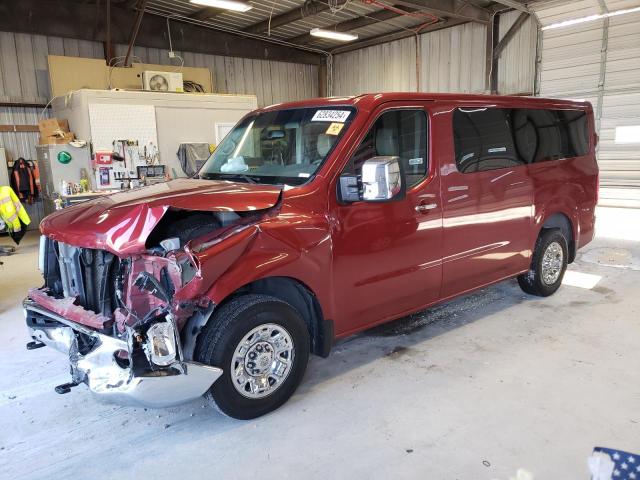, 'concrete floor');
1,207,638,480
